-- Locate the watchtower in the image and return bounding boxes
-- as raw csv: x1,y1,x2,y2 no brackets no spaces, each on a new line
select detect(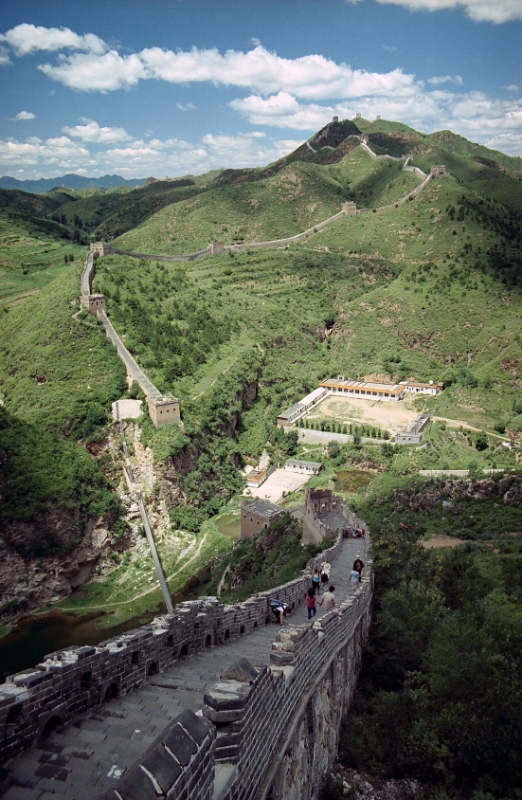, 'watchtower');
86,294,106,315
342,201,357,216
431,165,446,176
209,241,225,255
147,395,181,427
89,242,110,258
